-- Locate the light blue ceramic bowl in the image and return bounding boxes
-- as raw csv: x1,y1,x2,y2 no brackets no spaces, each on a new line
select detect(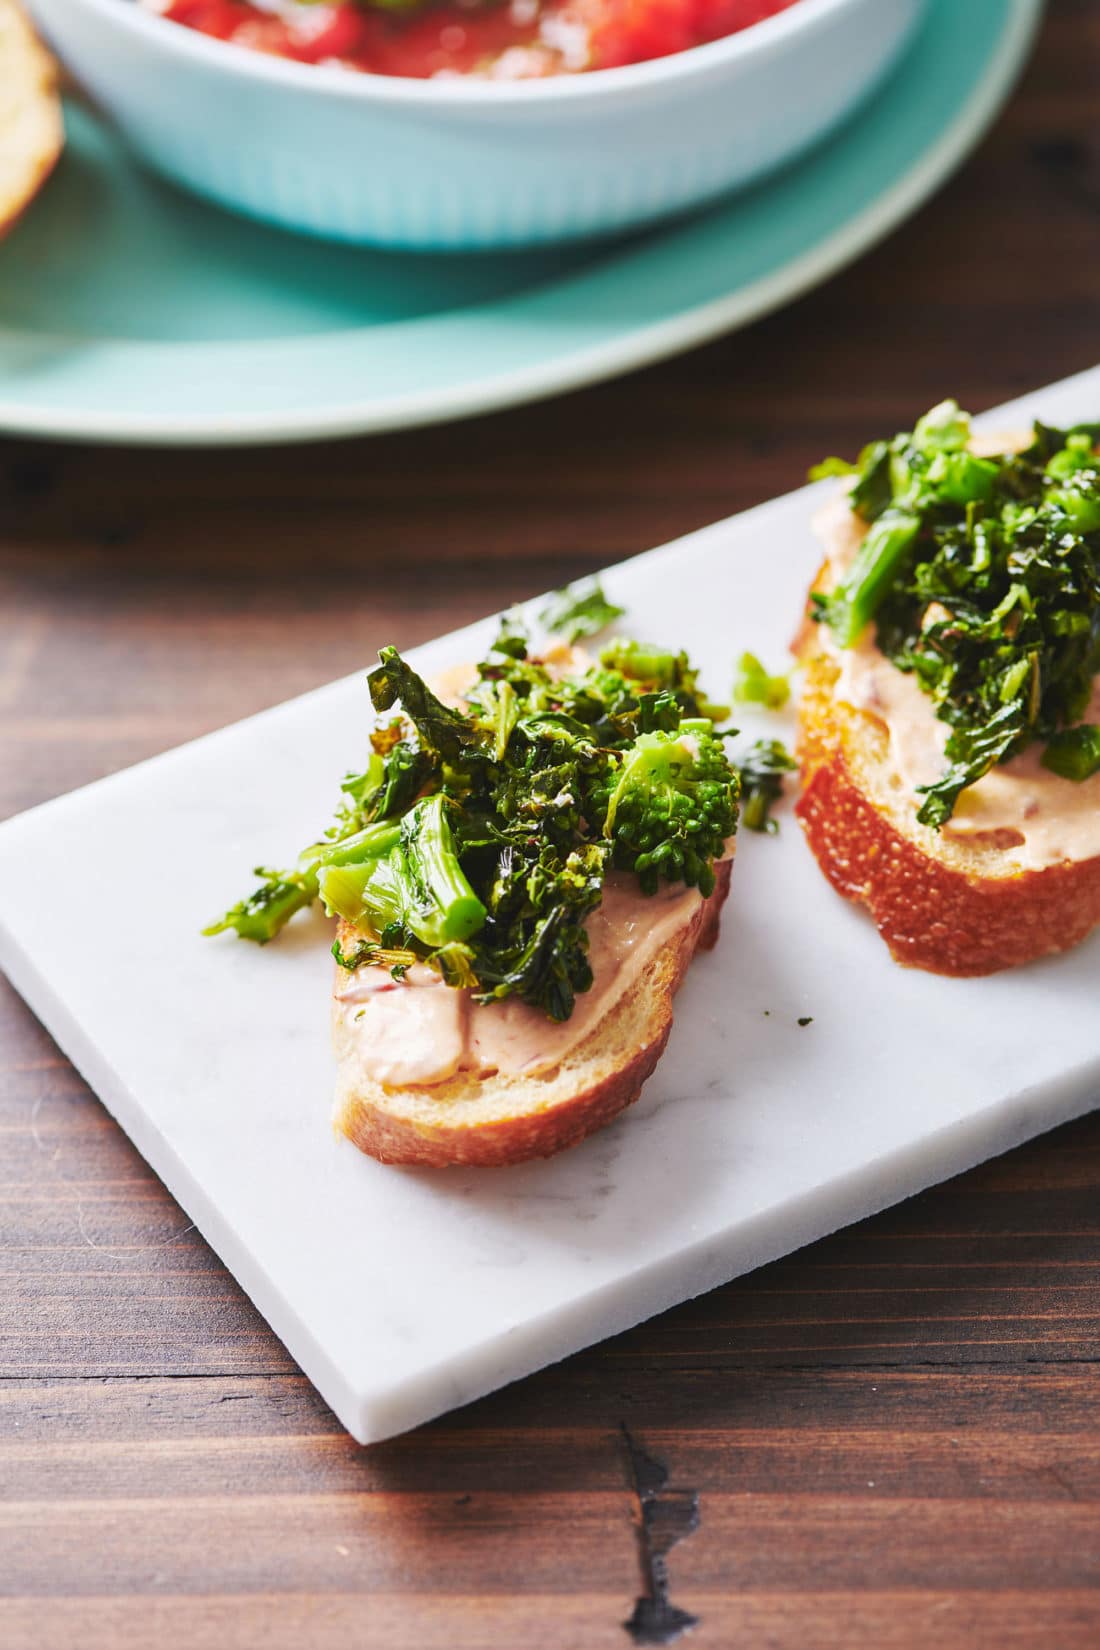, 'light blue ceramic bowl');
31,0,924,249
